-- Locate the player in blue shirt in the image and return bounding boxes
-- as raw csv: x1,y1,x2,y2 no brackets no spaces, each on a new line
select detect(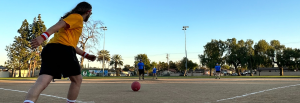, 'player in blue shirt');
215,63,221,79
137,59,145,80
152,66,157,79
